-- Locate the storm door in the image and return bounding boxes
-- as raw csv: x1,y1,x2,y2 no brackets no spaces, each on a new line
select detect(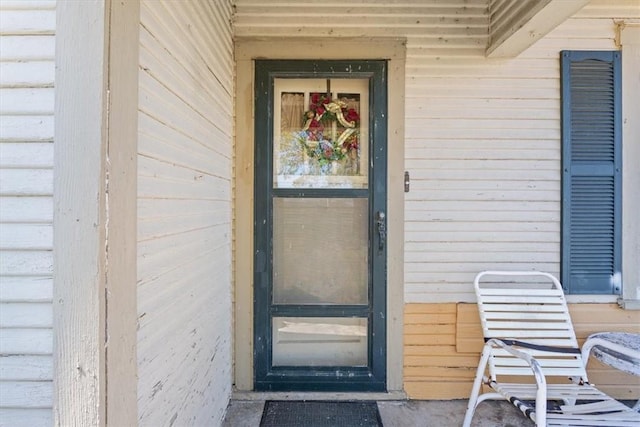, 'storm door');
254,60,387,391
